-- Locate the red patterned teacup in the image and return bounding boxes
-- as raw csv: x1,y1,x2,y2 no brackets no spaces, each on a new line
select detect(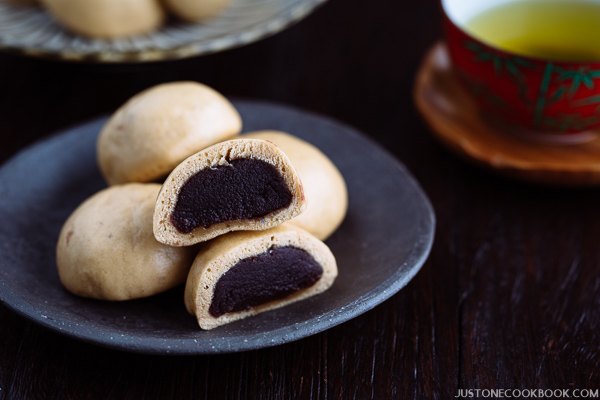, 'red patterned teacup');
442,0,600,141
